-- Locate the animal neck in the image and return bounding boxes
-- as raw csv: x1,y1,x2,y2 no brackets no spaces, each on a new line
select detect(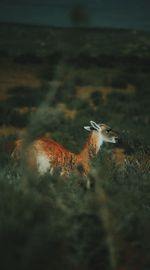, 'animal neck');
79,131,103,160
